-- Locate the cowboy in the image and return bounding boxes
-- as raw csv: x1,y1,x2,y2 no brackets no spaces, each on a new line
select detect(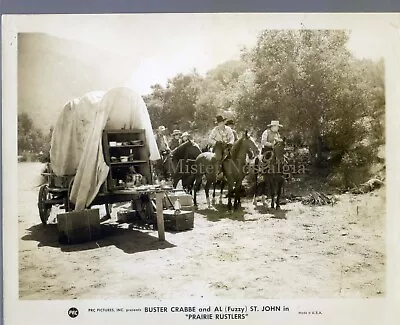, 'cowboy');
155,125,170,156
209,115,235,179
225,119,238,141
169,129,182,150
181,131,192,143
261,120,283,155
209,115,235,148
